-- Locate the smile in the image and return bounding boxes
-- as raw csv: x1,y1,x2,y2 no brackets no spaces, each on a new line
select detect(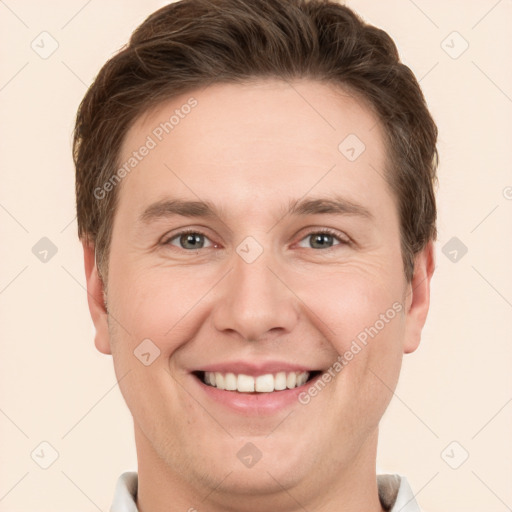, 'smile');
203,372,315,393
195,370,322,393
189,361,325,414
